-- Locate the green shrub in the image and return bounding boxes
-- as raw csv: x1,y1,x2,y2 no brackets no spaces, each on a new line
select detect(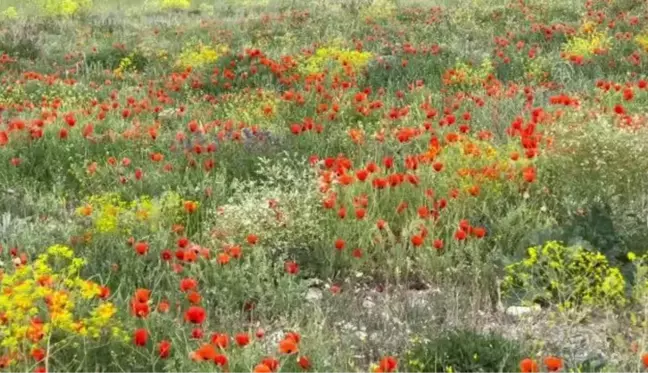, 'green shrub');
406,329,527,373
0,24,41,59
502,241,626,310
542,116,648,258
